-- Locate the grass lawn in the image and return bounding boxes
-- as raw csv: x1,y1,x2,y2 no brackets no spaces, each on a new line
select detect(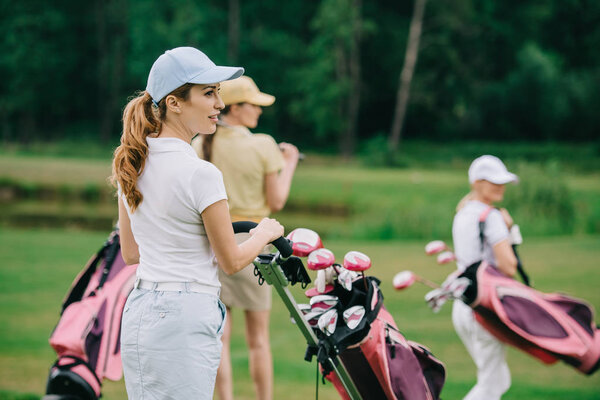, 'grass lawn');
1,227,599,399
